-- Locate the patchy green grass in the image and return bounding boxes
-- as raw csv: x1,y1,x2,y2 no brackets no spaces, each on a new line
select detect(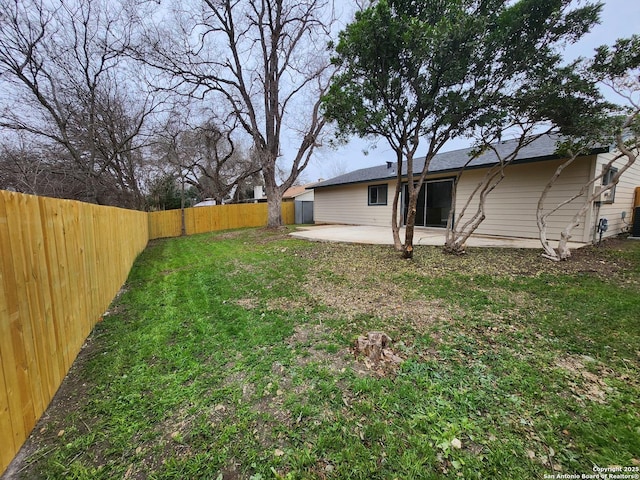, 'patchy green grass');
15,228,640,479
